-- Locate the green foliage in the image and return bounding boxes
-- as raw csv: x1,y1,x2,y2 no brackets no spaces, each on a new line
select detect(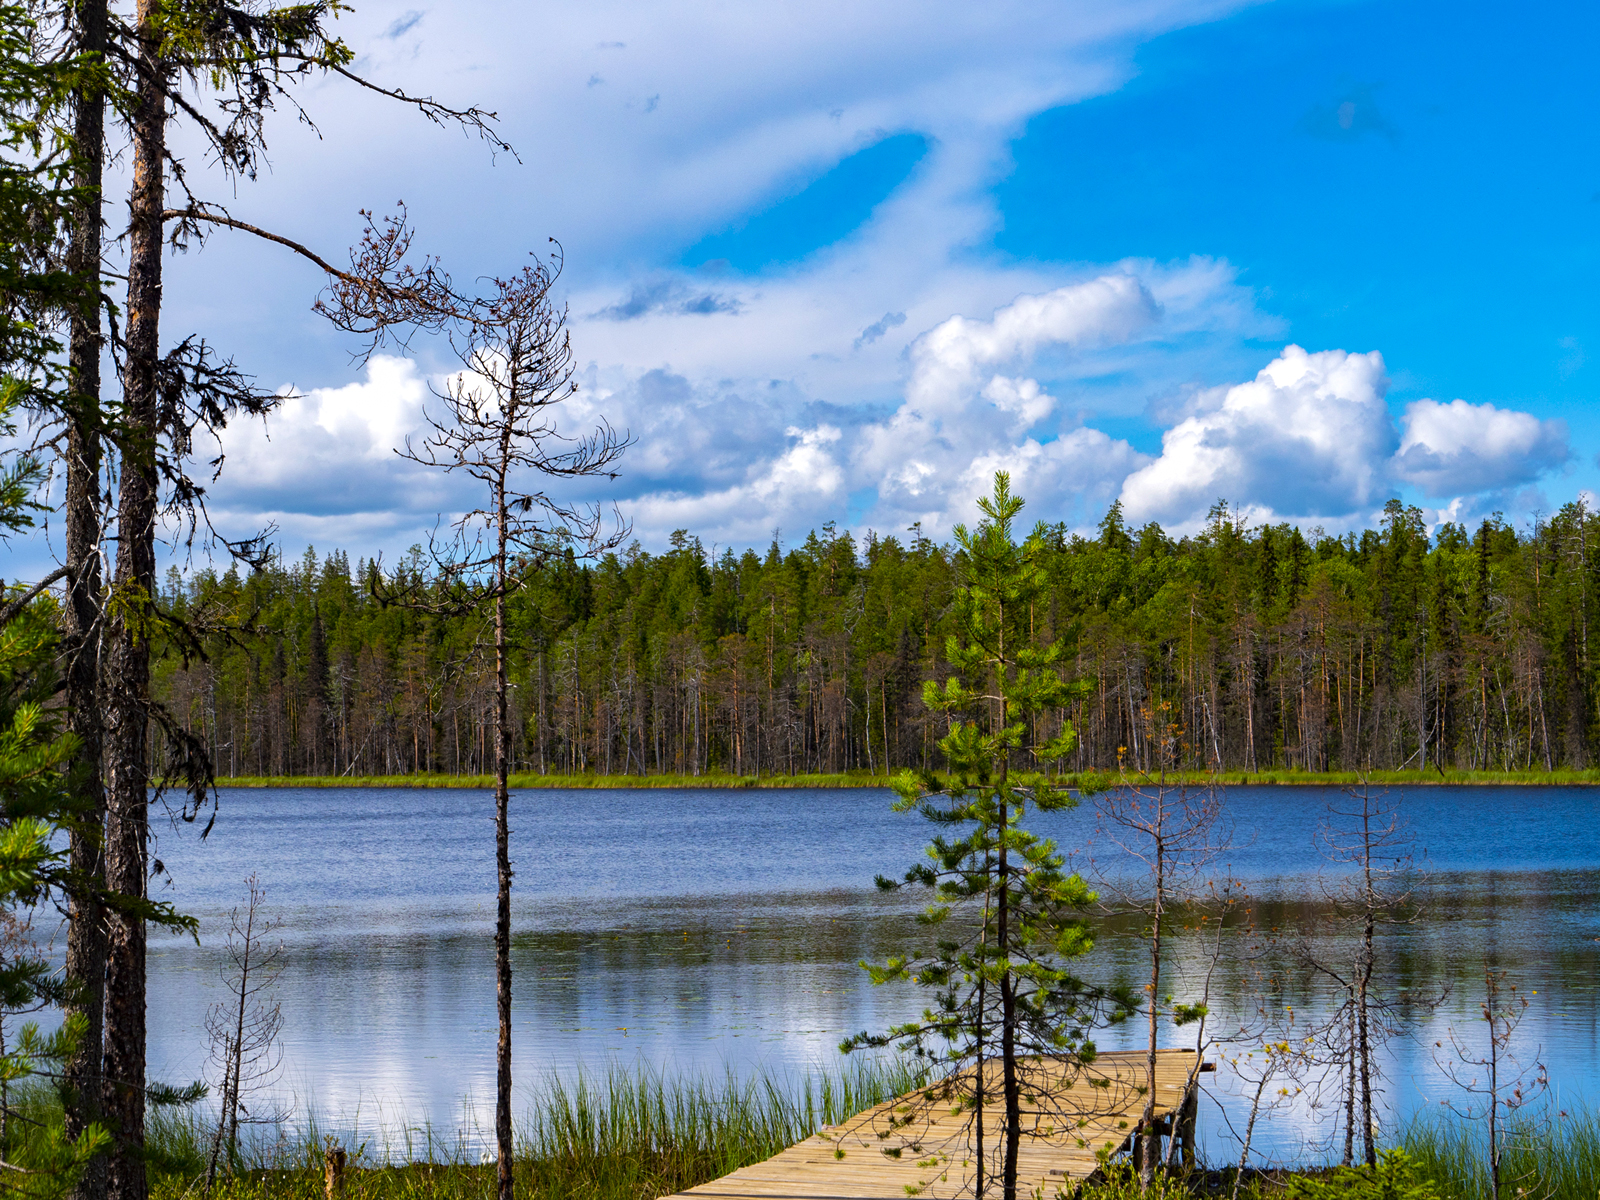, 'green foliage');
1283,1151,1441,1200
845,473,1125,1195
0,526,110,1194
0,3,98,408
147,484,1600,785
1070,1162,1197,1199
